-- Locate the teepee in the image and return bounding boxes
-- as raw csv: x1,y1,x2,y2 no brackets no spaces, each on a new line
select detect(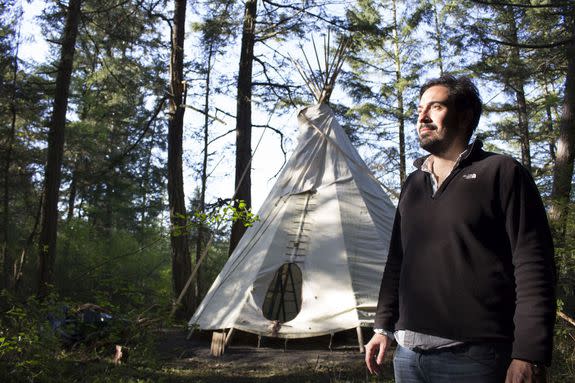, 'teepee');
188,35,395,351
